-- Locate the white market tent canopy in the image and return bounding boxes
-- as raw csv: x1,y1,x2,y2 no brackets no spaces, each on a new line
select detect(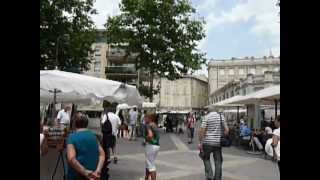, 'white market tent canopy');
142,102,157,108
209,95,245,108
116,103,131,110
229,85,280,105
223,109,246,113
40,70,143,106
